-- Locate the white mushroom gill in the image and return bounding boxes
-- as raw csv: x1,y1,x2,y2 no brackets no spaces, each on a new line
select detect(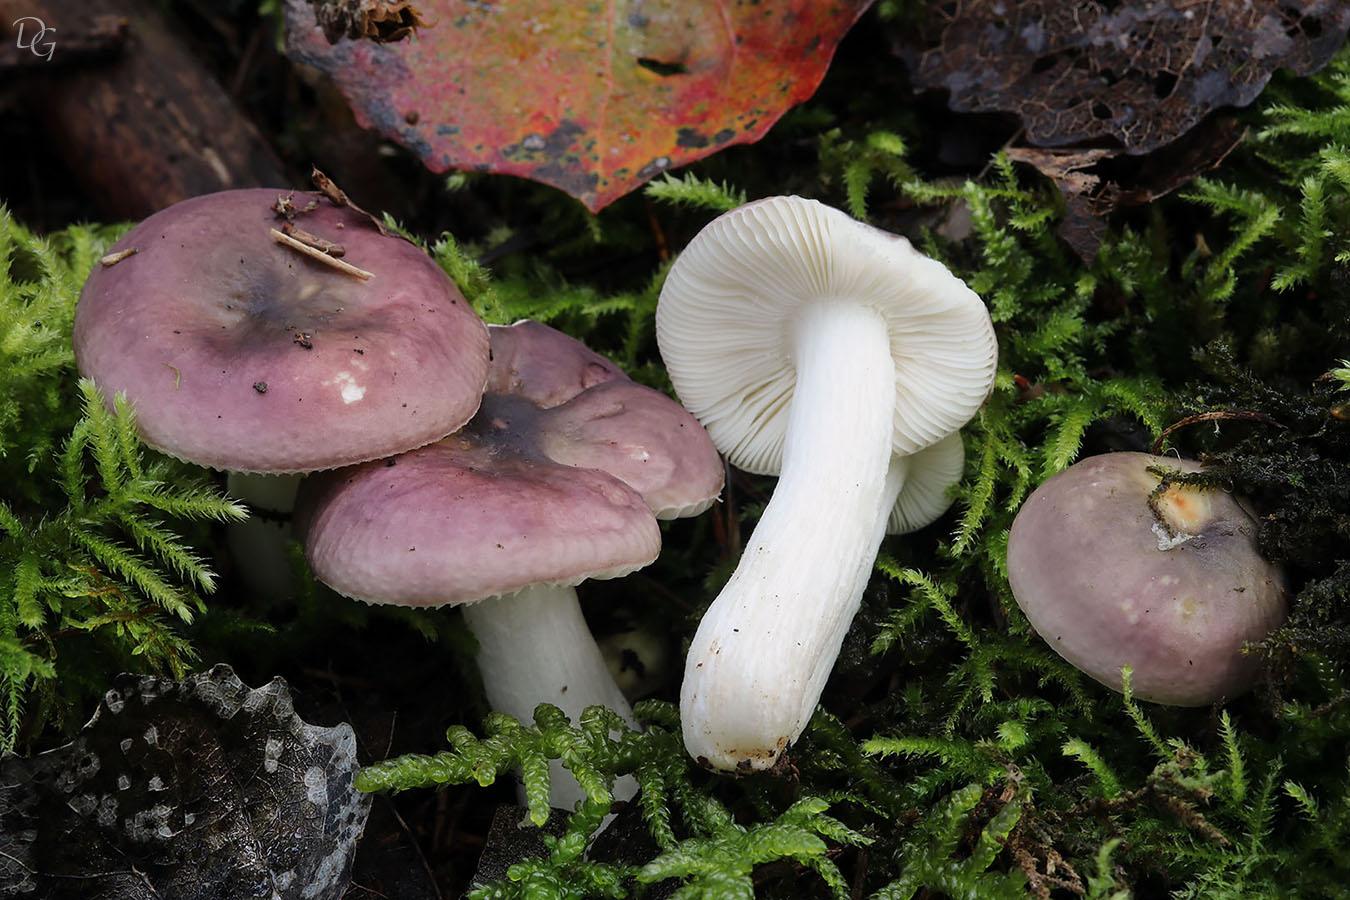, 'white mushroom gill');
680,300,906,770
